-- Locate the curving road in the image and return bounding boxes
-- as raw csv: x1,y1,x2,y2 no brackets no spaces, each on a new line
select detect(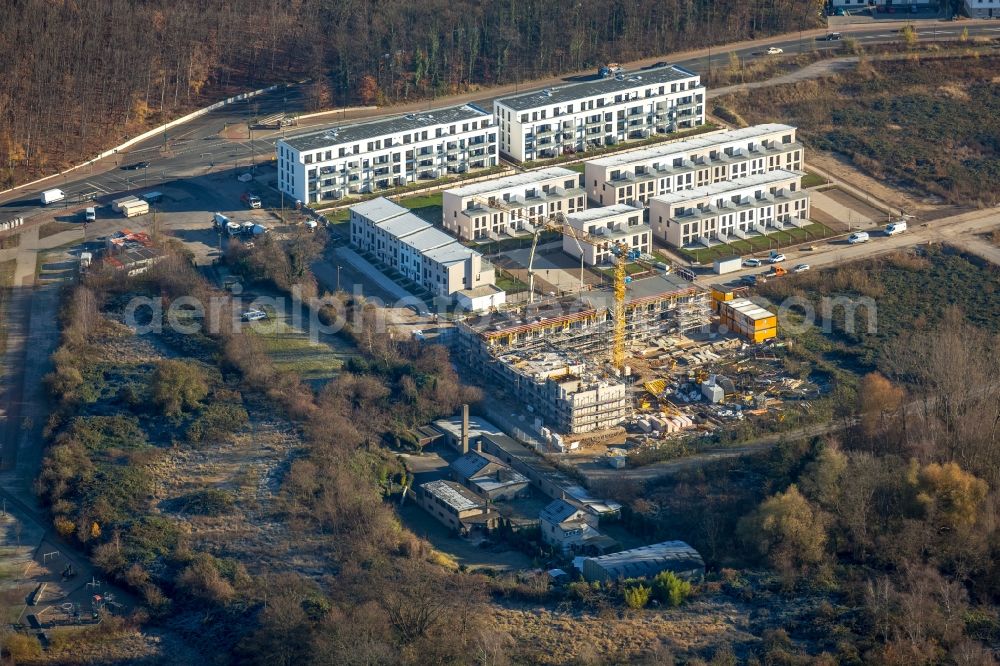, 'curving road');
1,20,998,225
